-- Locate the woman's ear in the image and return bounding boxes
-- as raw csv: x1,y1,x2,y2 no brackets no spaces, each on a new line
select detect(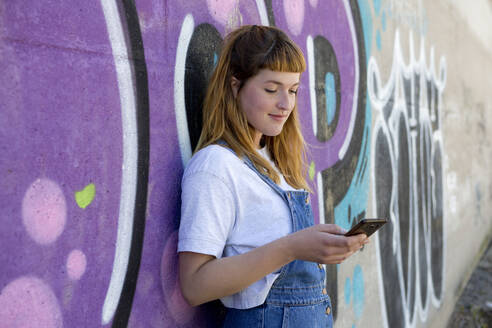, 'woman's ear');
231,77,240,98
